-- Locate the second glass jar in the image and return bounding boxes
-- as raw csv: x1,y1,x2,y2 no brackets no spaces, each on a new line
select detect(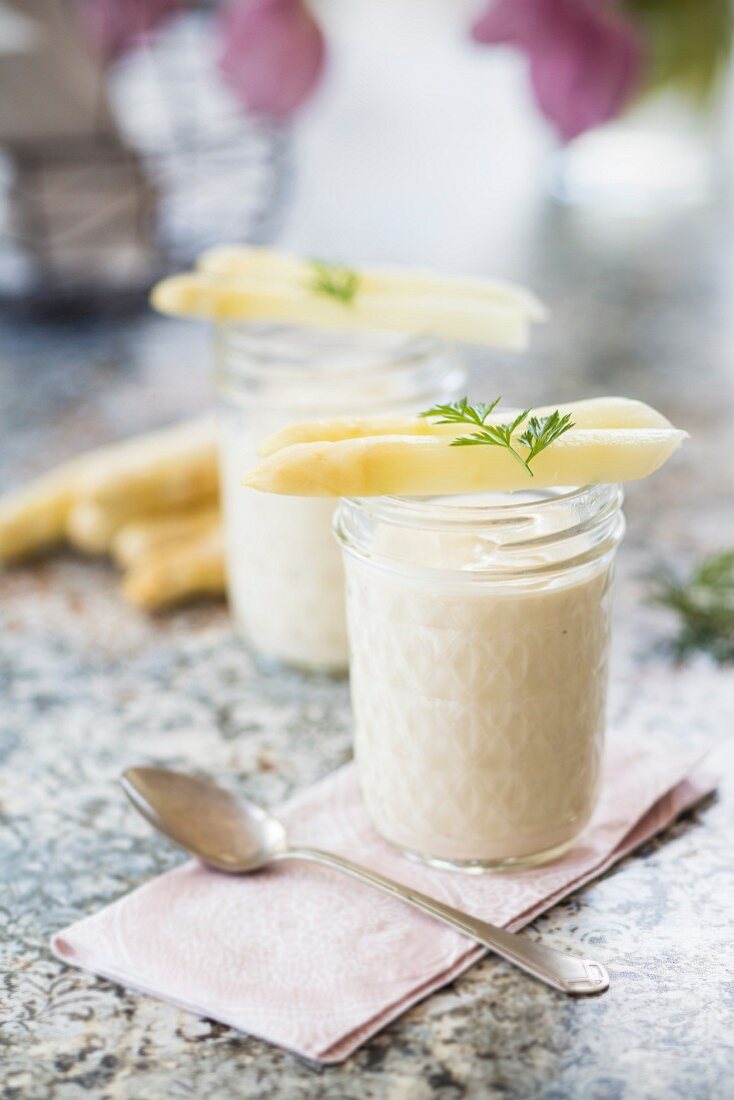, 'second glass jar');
215,324,464,673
